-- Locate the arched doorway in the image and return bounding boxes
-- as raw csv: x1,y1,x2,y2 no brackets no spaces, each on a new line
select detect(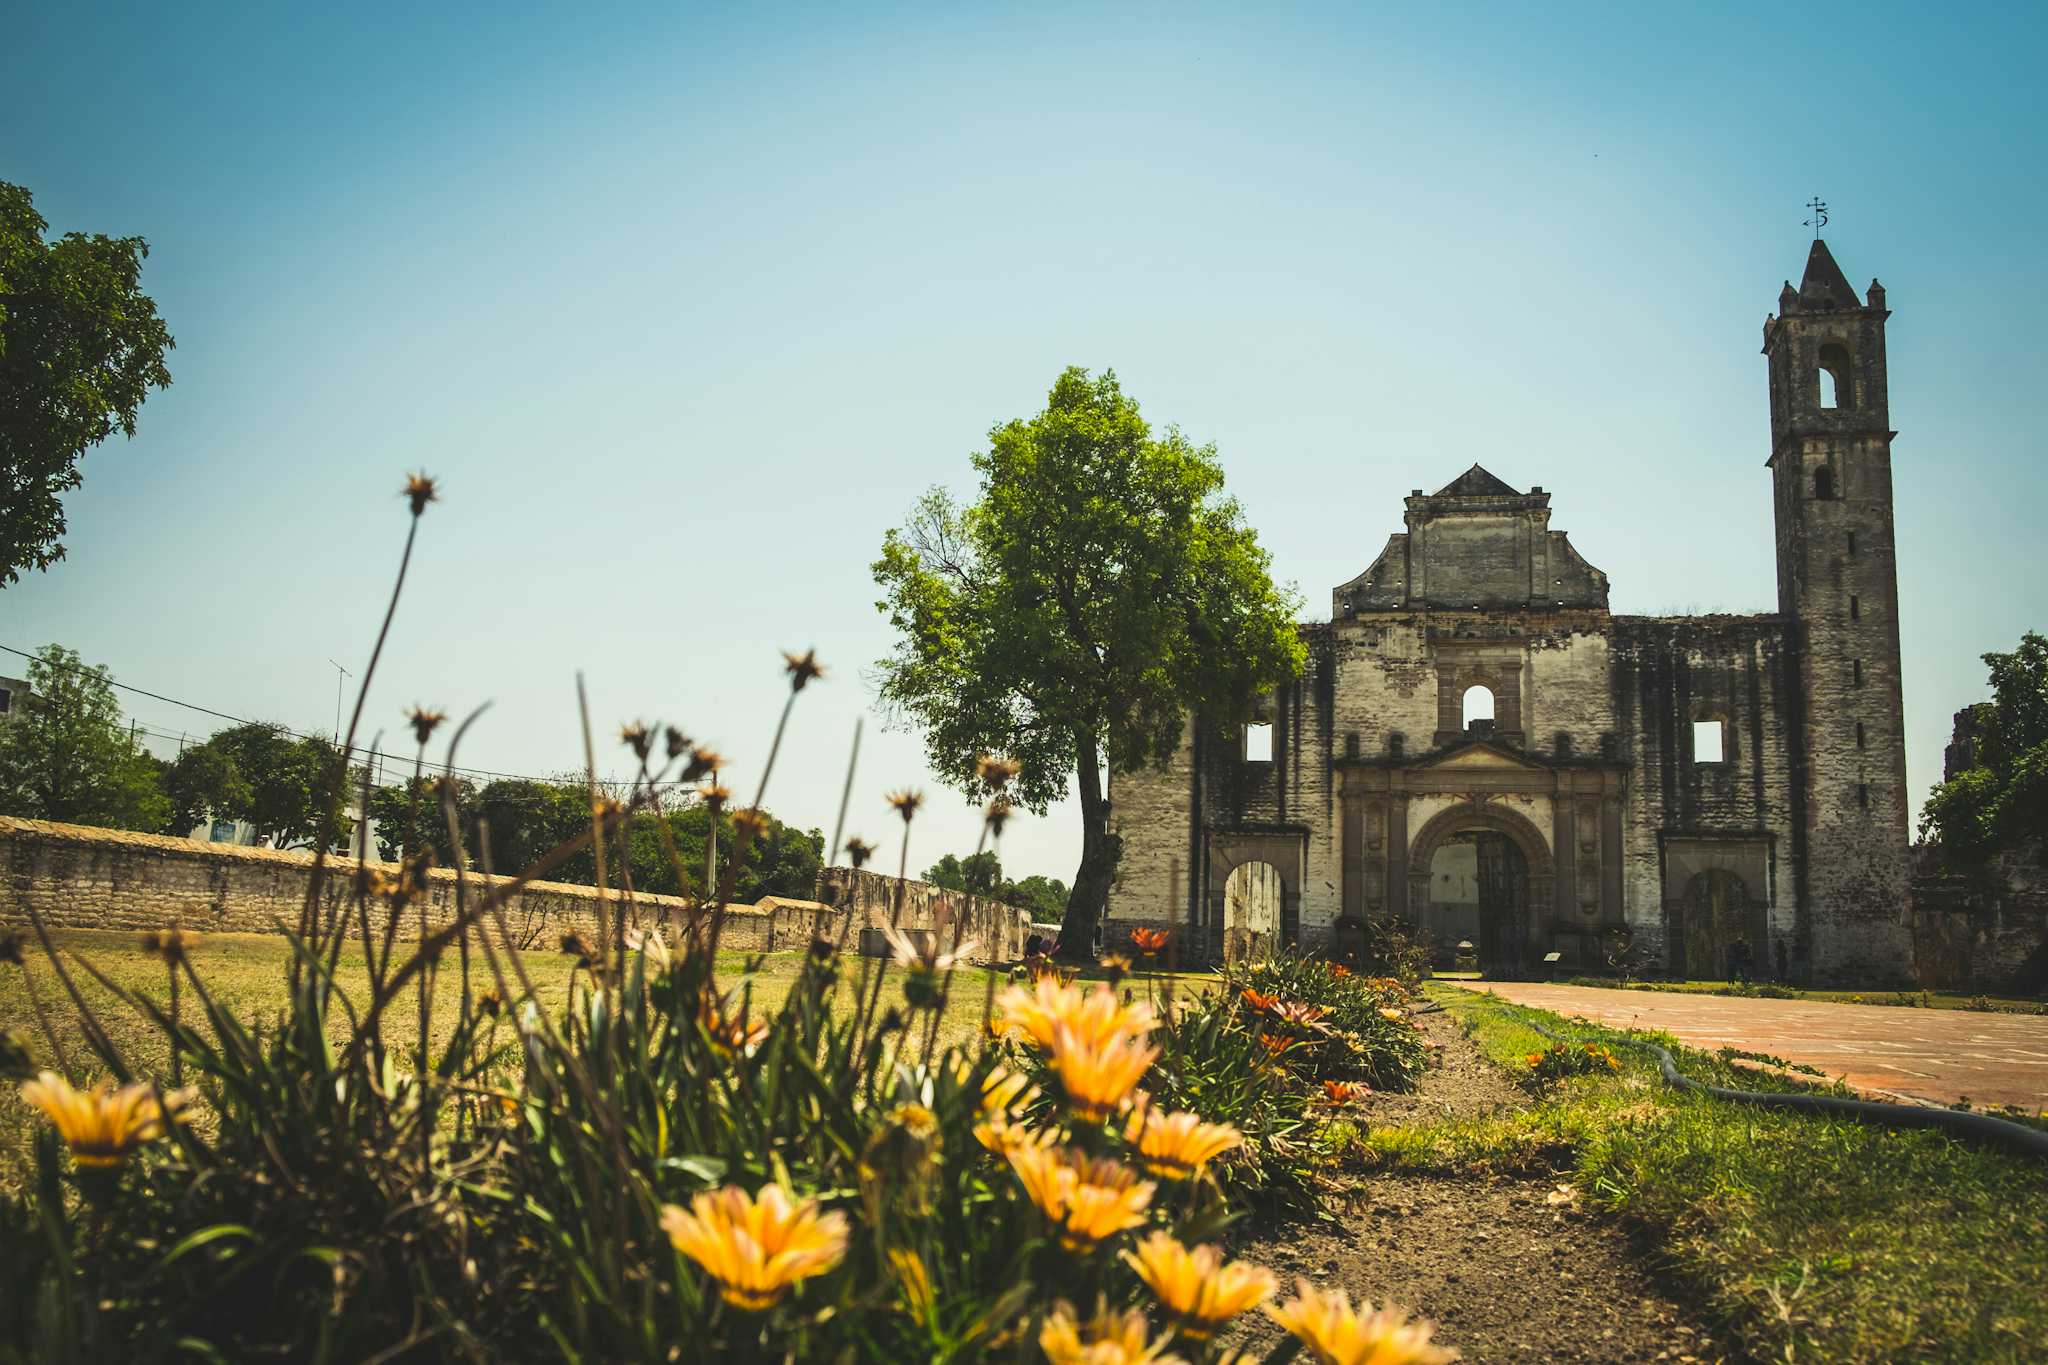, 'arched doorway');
1679,869,1751,980
1222,860,1282,963
1425,830,1529,977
